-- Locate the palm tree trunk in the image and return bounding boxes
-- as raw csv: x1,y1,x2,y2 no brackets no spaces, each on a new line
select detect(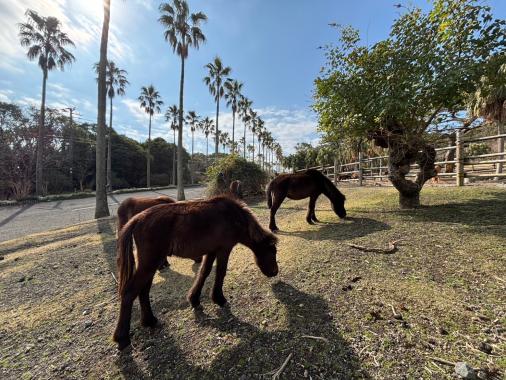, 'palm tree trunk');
243,121,246,159
95,0,111,218
215,94,220,156
177,55,186,200
231,109,235,153
36,69,47,196
172,129,176,185
106,95,113,191
252,131,255,162
147,114,151,188
192,130,194,158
